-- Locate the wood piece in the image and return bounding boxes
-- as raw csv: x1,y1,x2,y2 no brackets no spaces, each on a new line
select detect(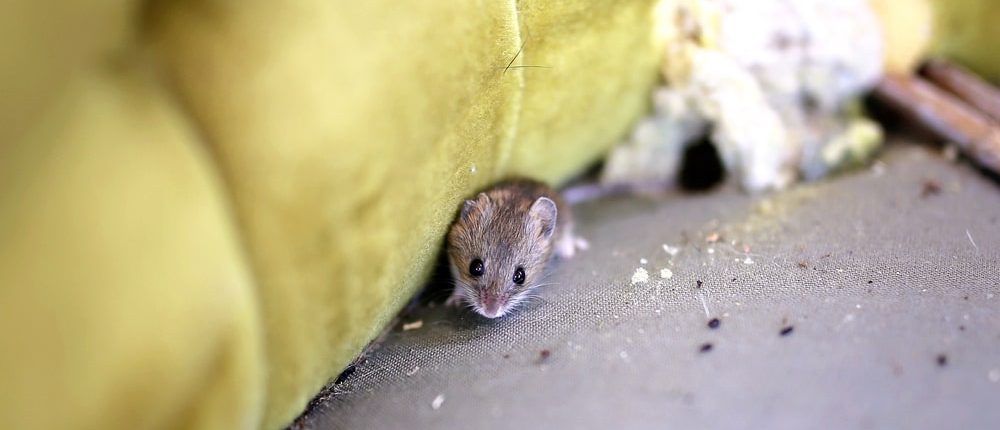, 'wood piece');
874,74,1000,173
922,58,1000,123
